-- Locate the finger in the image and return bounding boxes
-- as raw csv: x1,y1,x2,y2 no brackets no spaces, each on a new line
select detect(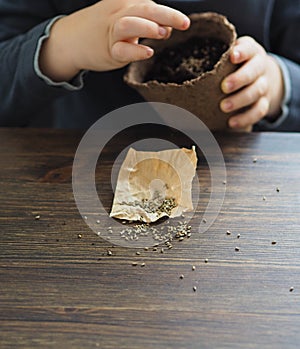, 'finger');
222,53,266,94
111,41,154,64
125,3,190,31
230,36,264,64
220,76,268,113
113,16,170,41
228,97,270,129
